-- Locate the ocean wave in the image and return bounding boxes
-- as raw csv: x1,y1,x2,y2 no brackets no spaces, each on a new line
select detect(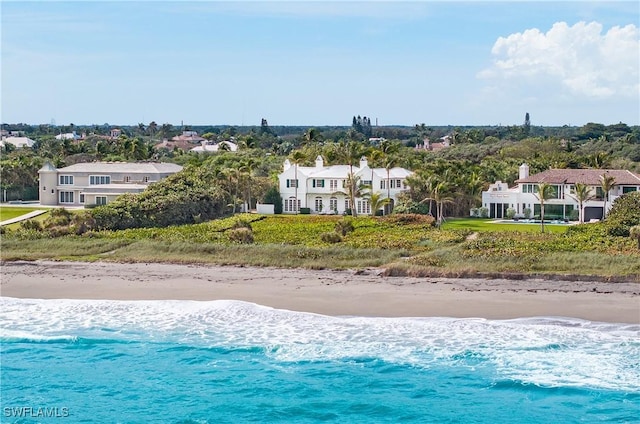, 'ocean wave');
1,297,638,392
